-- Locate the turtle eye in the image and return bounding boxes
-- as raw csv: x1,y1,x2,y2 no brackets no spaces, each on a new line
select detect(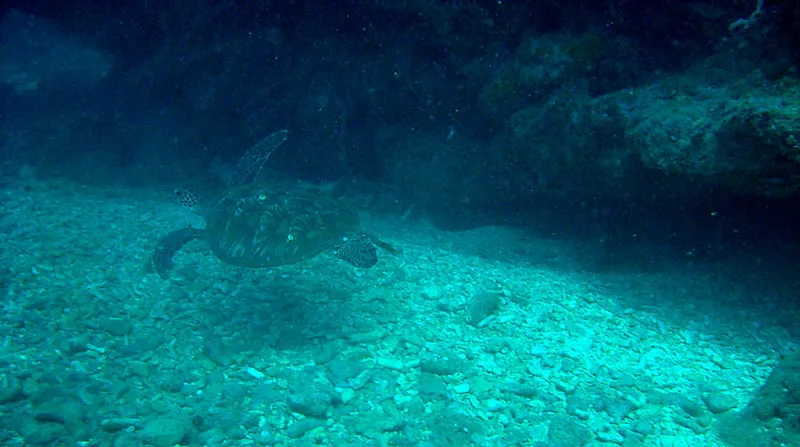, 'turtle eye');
286,234,294,242
258,193,267,201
